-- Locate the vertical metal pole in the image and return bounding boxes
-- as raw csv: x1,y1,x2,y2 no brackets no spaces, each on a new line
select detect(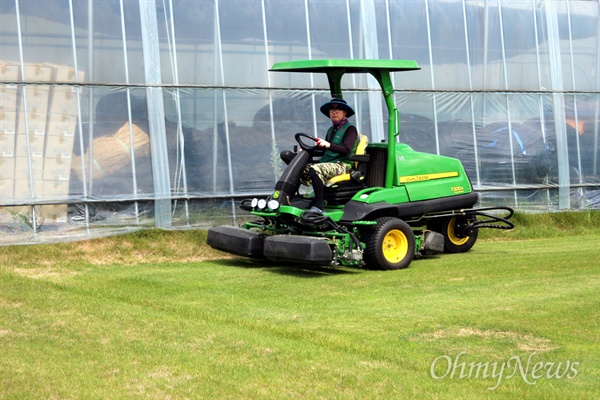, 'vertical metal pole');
545,1,571,209
482,1,489,126
14,0,39,232
361,0,384,143
425,0,440,155
87,0,94,198
532,0,551,205
139,0,172,227
385,0,398,129
214,0,236,224
532,0,546,140
212,4,219,193
261,0,281,182
385,0,394,78
498,0,518,207
165,0,190,223
119,0,140,224
594,0,600,176
462,0,481,188
68,0,90,231
304,0,318,137
346,0,359,129
566,0,583,206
